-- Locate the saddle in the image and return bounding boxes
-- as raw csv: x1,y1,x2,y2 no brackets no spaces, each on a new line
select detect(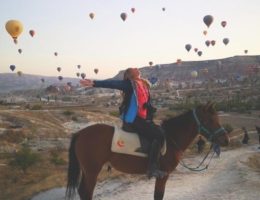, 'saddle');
111,124,167,158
